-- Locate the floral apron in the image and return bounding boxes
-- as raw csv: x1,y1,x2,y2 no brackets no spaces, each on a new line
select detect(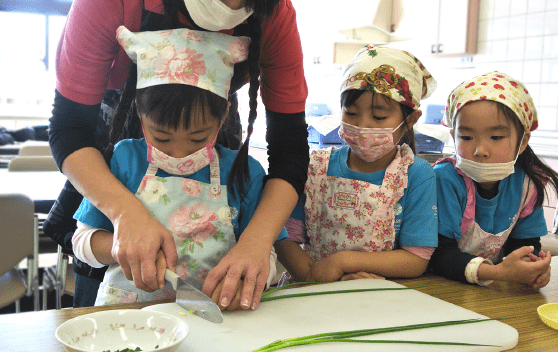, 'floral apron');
435,157,536,263
95,149,235,305
303,145,414,262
